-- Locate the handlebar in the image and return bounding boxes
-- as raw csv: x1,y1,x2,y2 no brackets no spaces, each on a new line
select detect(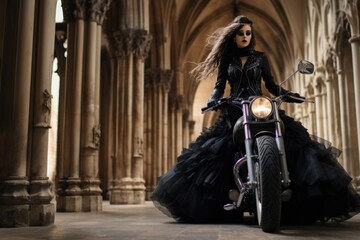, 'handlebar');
201,94,311,114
